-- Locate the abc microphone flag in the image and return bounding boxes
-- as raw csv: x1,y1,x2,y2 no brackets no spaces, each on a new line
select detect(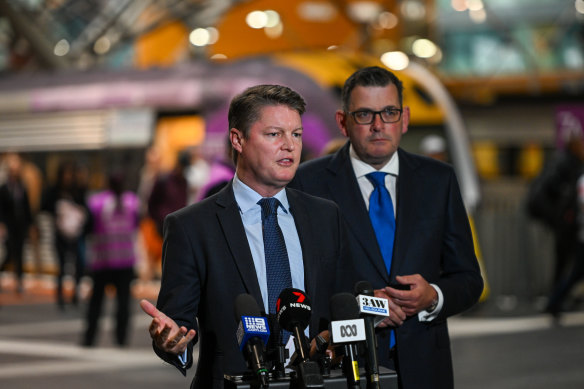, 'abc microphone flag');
330,293,366,389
